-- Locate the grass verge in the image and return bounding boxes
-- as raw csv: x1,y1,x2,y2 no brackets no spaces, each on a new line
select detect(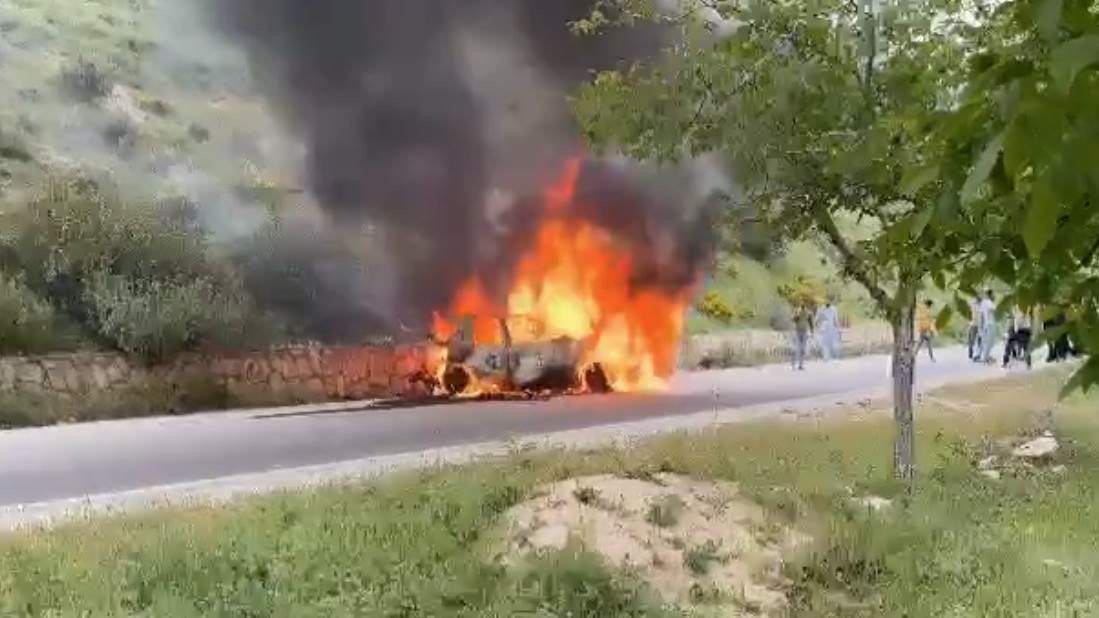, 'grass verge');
1,368,1095,617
